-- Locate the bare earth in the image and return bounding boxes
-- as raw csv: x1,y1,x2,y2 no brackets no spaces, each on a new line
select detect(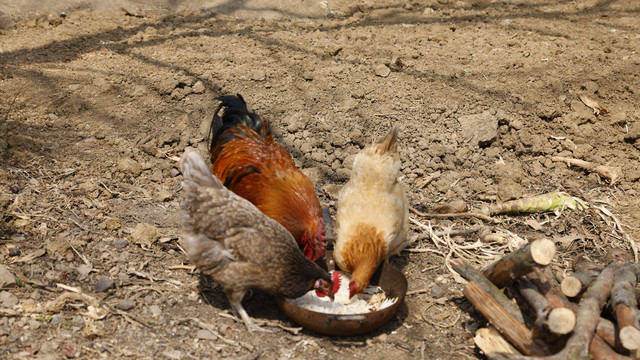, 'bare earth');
1,0,639,359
